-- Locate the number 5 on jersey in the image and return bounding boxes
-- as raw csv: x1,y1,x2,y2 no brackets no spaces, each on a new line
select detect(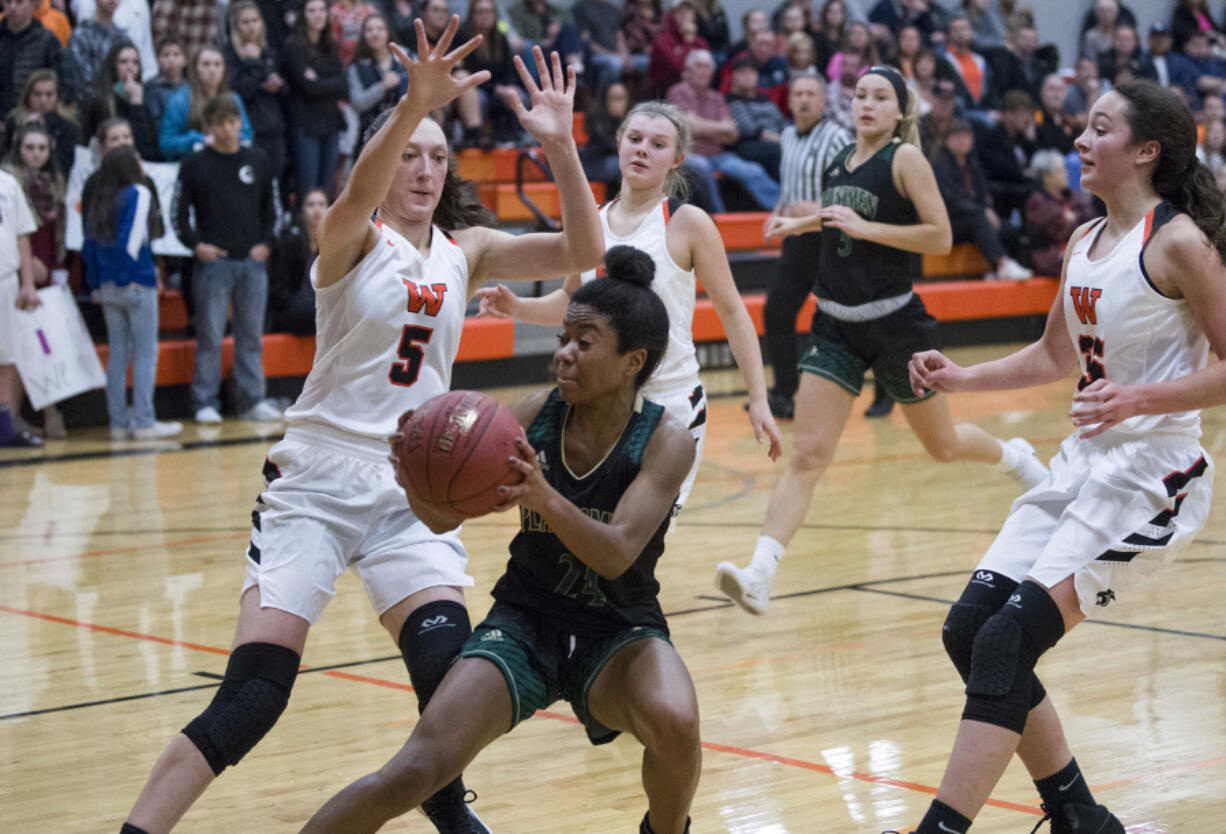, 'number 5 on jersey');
389,325,434,387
